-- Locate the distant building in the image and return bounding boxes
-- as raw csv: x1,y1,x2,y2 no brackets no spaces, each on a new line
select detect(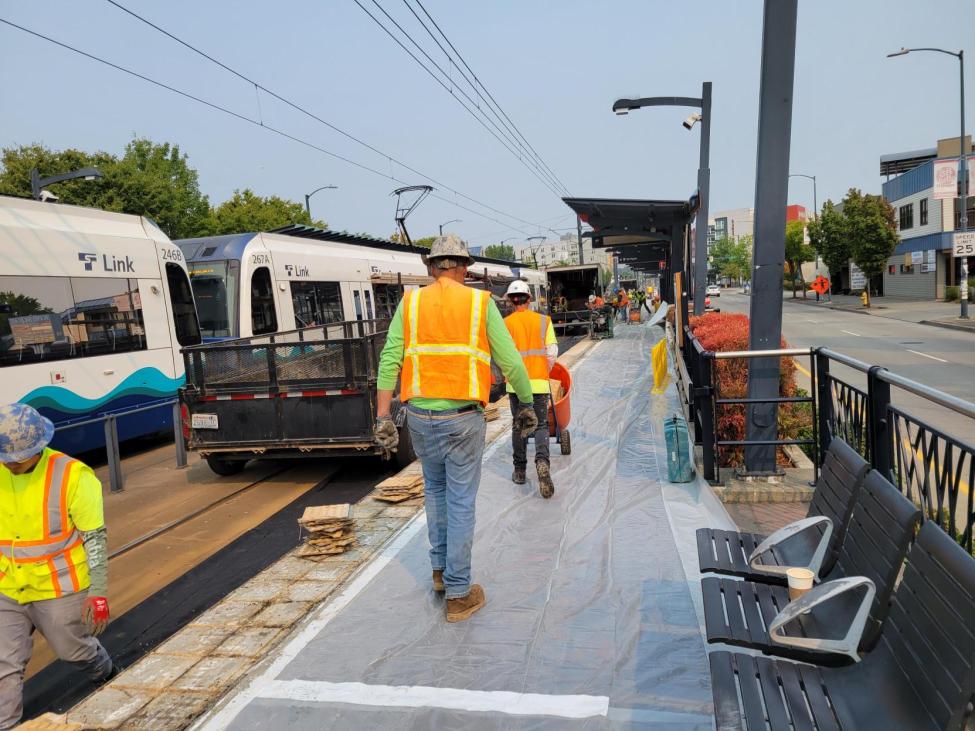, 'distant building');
516,233,609,269
881,135,974,299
